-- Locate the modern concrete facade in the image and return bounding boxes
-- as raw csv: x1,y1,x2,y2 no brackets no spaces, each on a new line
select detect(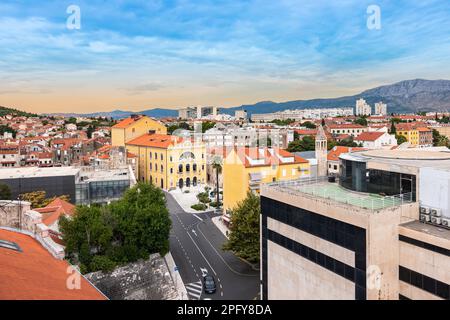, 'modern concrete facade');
261,149,450,300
